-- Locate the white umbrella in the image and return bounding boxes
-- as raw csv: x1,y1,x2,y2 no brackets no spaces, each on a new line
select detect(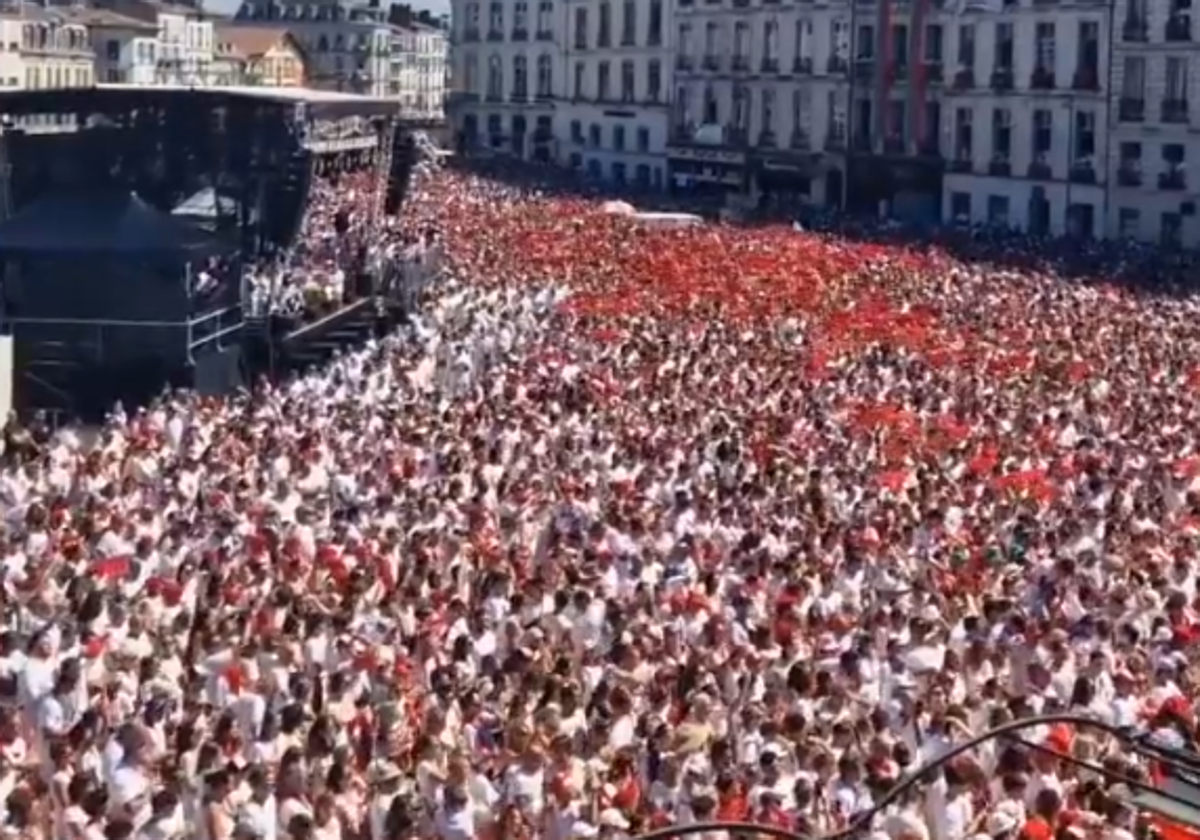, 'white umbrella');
601,200,636,216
